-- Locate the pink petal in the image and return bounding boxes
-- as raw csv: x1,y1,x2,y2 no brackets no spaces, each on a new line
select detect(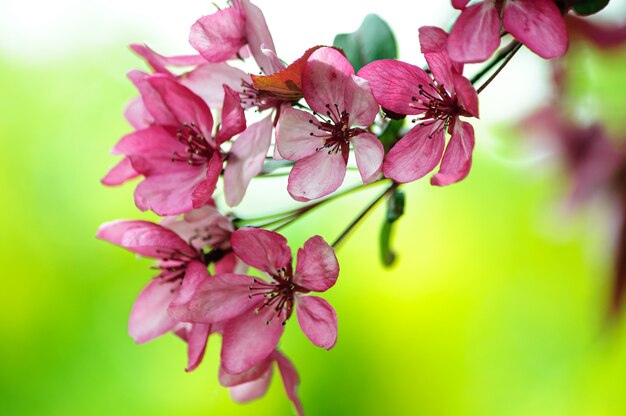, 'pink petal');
168,273,253,323
358,60,431,116
275,107,324,160
287,150,347,202
223,116,273,207
101,157,139,186
419,26,449,53
453,74,479,118
452,0,470,9
431,120,475,186
231,228,292,274
239,0,283,75
191,152,223,209
189,7,246,63
128,70,177,126
383,124,445,183
219,355,273,387
344,74,378,127
184,323,211,372
169,260,210,311
162,206,233,251
302,47,354,116
129,278,179,344
96,220,195,258
215,252,241,274
352,132,384,184
503,0,568,59
124,96,153,129
134,170,205,216
147,75,215,139
221,308,285,373
129,43,205,75
296,295,338,350
274,351,304,416
229,366,273,403
215,85,247,144
293,236,339,292
448,1,501,63
180,63,249,109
